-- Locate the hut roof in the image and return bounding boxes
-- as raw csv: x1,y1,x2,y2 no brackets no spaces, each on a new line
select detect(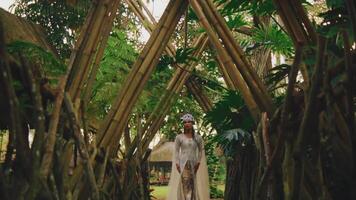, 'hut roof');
0,8,56,54
0,8,57,130
149,142,174,162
